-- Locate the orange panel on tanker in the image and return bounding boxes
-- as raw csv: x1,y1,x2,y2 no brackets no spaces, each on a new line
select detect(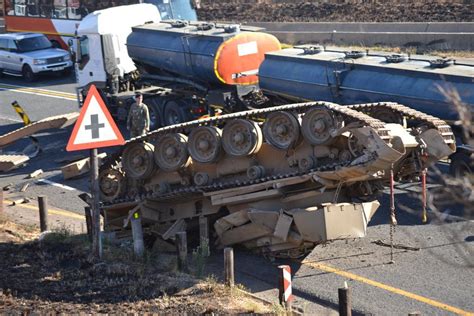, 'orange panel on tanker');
214,32,281,85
